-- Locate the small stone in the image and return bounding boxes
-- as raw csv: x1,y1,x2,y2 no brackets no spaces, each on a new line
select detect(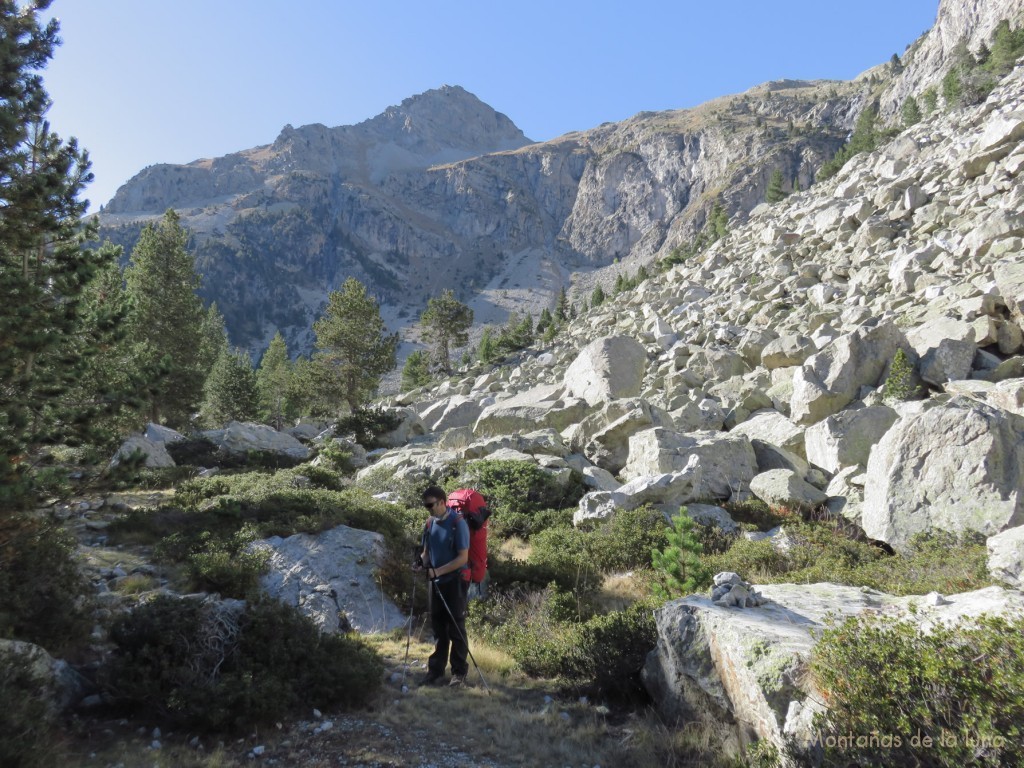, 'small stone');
923,591,949,606
252,745,265,756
